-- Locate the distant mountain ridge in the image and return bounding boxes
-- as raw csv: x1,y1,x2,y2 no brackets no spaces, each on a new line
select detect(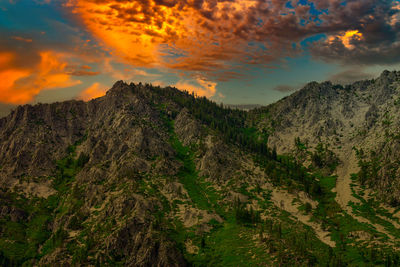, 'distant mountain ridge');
224,104,263,111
